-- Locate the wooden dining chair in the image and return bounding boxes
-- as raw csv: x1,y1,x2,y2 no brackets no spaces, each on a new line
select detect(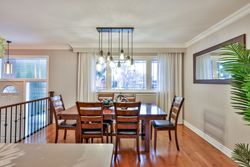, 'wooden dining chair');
97,93,115,101
98,92,115,143
50,95,77,143
152,96,184,151
76,102,108,143
114,102,141,161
